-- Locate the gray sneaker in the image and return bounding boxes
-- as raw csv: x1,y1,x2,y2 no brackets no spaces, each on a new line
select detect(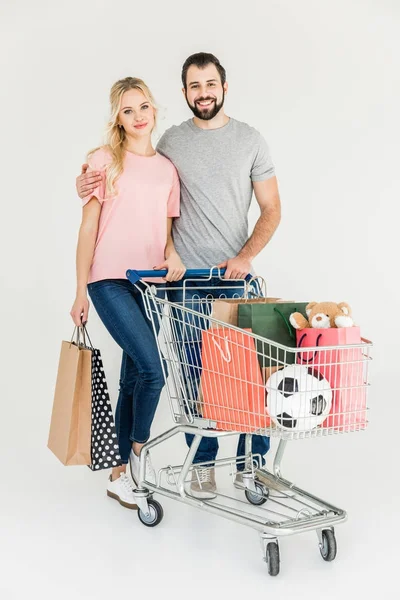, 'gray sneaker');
189,466,217,499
